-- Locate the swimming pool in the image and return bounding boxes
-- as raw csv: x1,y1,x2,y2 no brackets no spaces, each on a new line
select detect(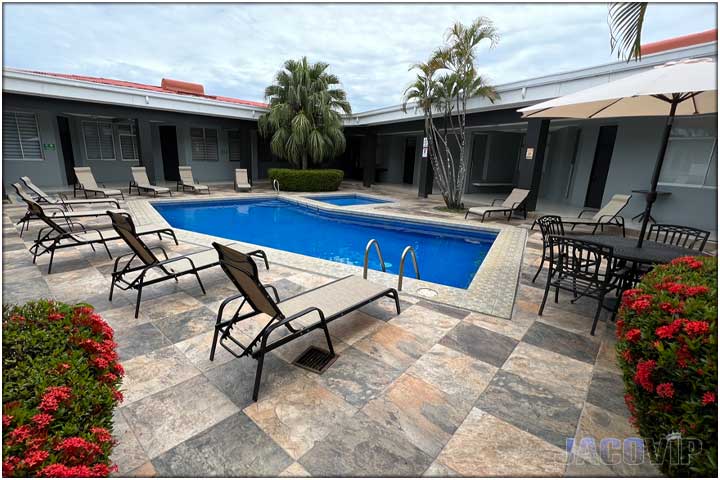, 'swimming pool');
154,198,496,289
307,194,390,206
